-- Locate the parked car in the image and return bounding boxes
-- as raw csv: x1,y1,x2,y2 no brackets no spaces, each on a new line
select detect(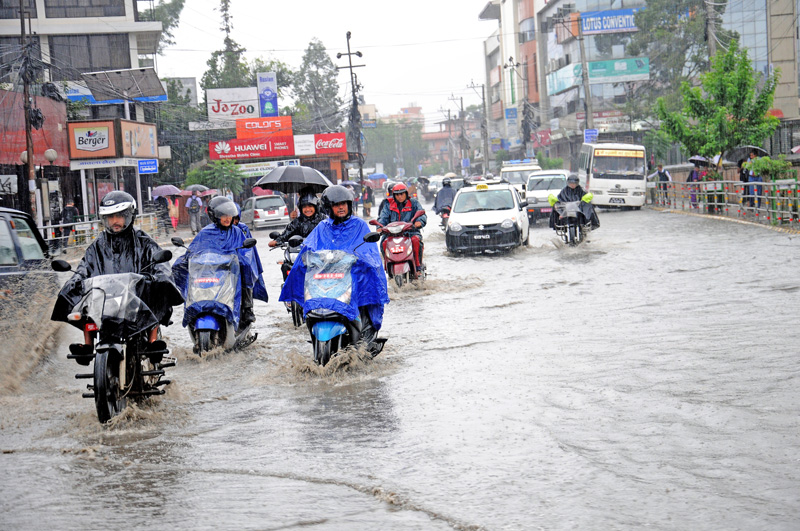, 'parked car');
445,182,530,253
240,195,290,231
525,170,569,224
0,206,58,299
